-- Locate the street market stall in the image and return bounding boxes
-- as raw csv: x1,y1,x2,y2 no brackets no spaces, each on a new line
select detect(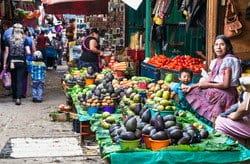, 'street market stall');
60,66,250,164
